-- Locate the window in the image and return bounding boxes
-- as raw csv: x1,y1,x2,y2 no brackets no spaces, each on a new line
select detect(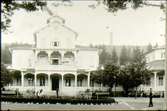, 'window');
65,79,71,86
28,78,34,86
52,41,59,47
77,79,82,87
64,52,75,64
158,76,163,86
52,59,59,65
39,77,45,86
